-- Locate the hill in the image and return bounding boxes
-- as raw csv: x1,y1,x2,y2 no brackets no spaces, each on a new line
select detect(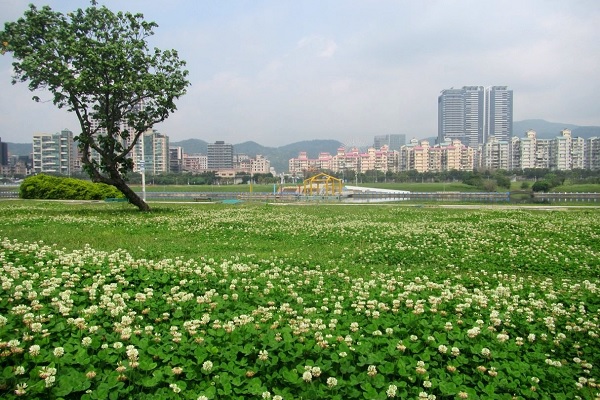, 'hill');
6,142,32,157
513,119,599,139
170,138,343,173
262,139,343,173
171,139,208,154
